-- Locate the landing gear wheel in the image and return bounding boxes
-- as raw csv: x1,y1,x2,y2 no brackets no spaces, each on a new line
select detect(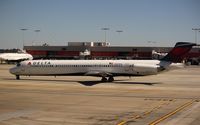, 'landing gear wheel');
16,75,20,80
108,77,114,82
101,77,107,82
